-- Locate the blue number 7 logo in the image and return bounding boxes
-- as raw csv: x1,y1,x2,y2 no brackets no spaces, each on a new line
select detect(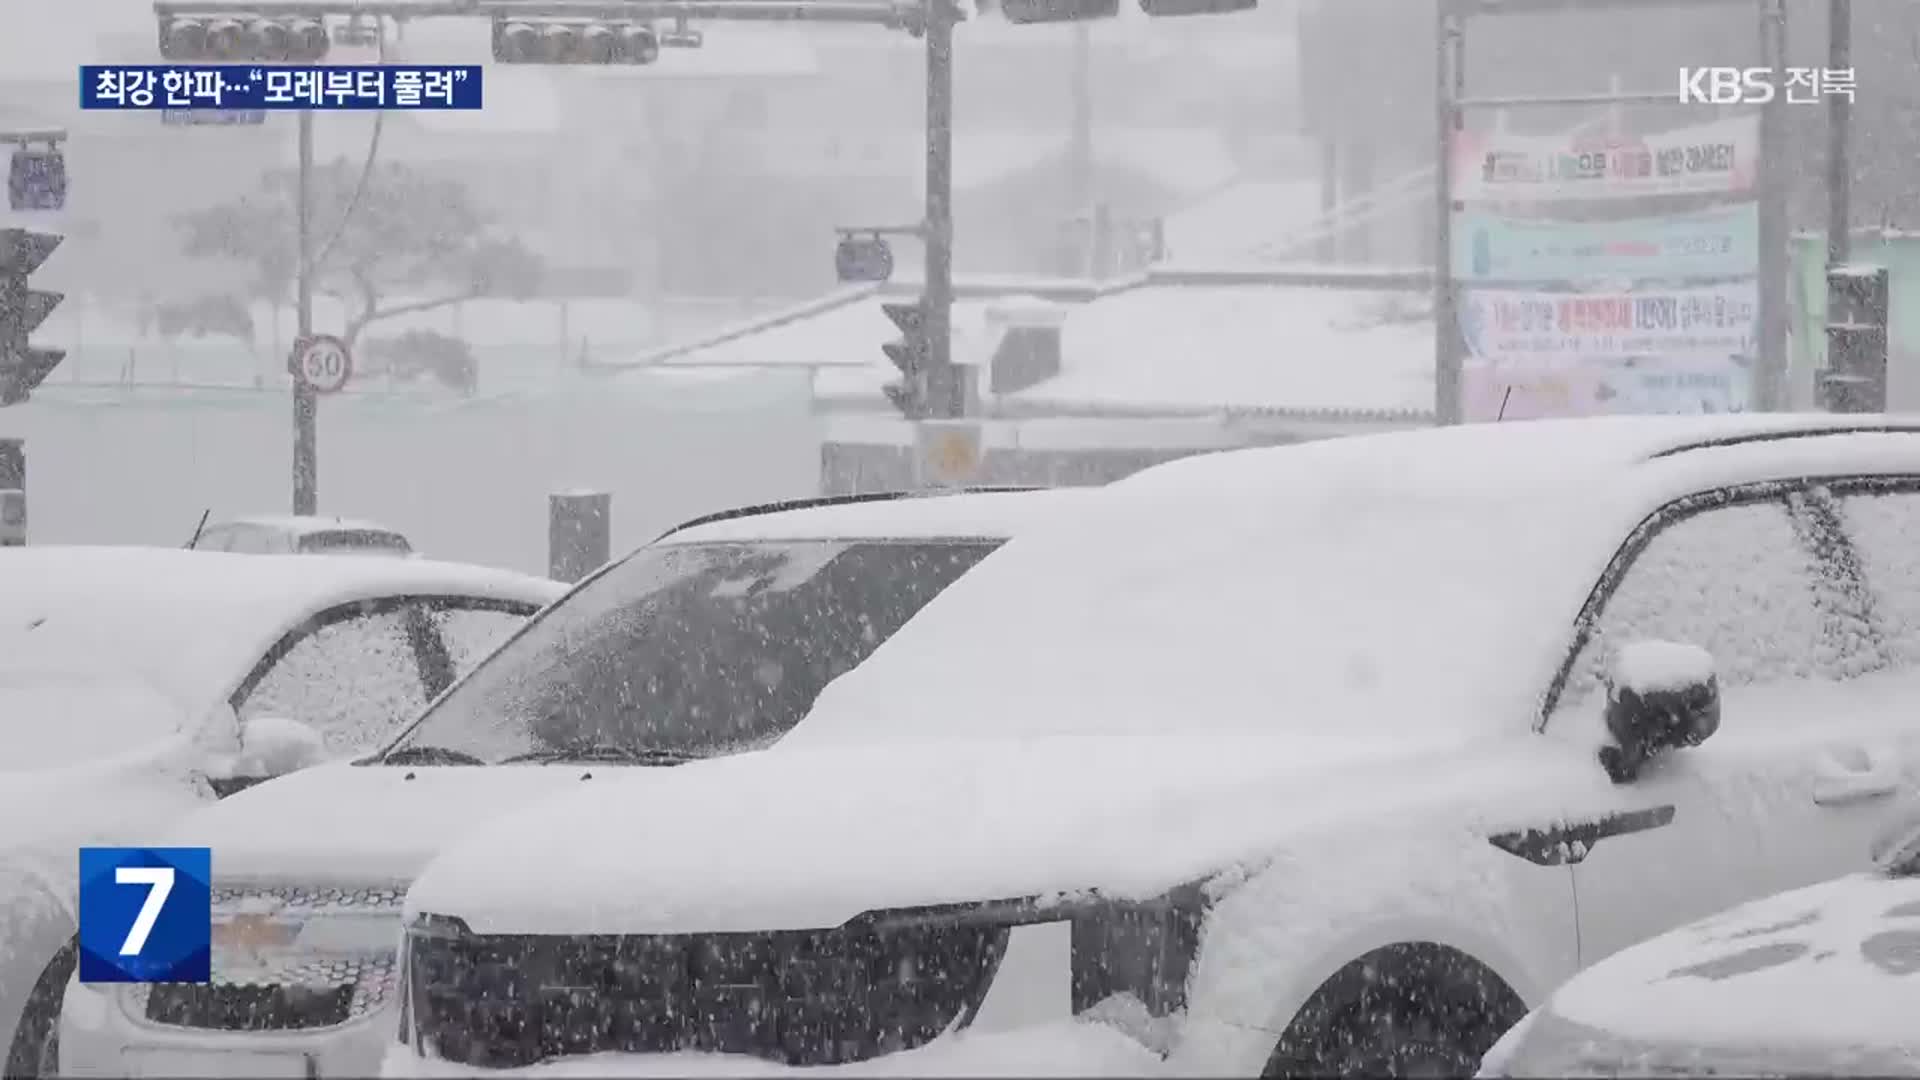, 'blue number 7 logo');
77,848,212,984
